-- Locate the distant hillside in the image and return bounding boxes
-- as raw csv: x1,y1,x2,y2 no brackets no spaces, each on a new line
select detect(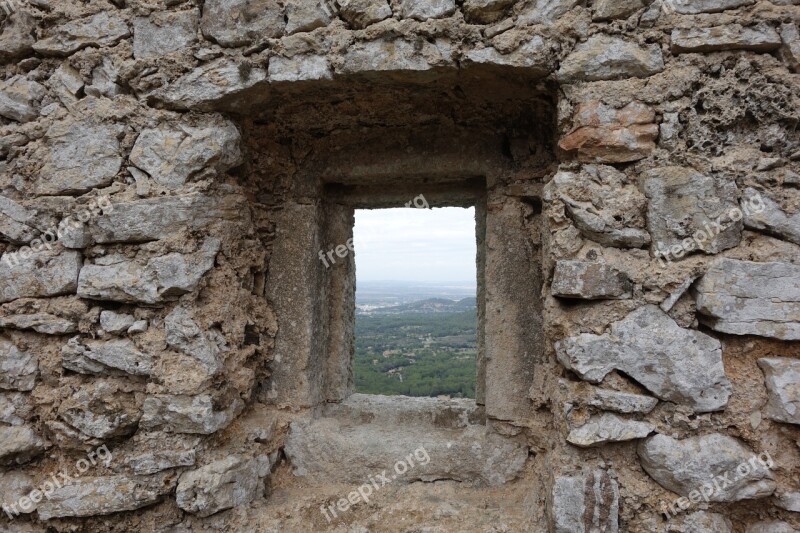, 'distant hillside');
358,297,477,315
